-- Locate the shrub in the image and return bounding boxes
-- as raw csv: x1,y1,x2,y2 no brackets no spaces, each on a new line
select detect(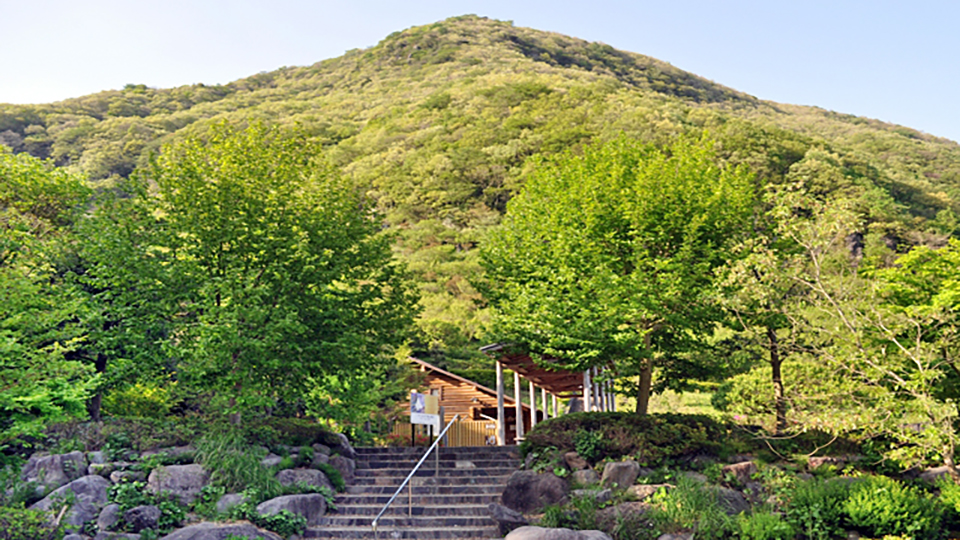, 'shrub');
195,431,280,497
108,481,185,533
317,462,346,492
0,506,63,540
738,510,795,540
843,475,945,540
647,475,735,540
785,478,853,540
229,493,308,536
573,429,604,464
102,382,178,419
